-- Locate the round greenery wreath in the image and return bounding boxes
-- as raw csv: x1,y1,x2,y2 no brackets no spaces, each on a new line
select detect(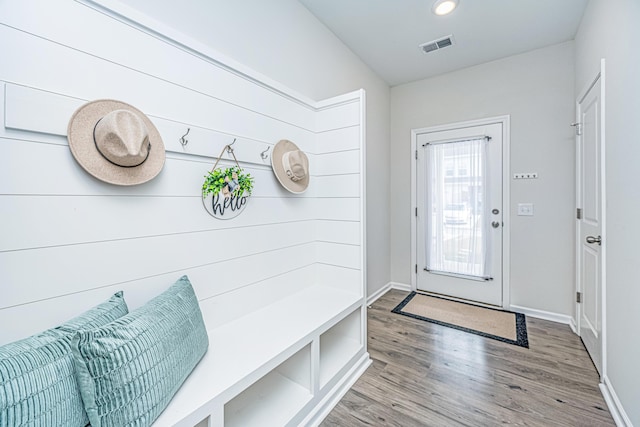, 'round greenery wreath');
202,166,254,199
